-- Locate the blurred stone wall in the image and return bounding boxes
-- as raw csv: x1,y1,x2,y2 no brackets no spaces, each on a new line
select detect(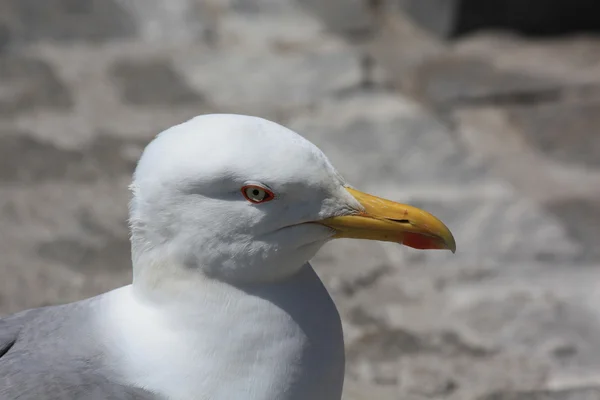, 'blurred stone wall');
1,1,600,399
